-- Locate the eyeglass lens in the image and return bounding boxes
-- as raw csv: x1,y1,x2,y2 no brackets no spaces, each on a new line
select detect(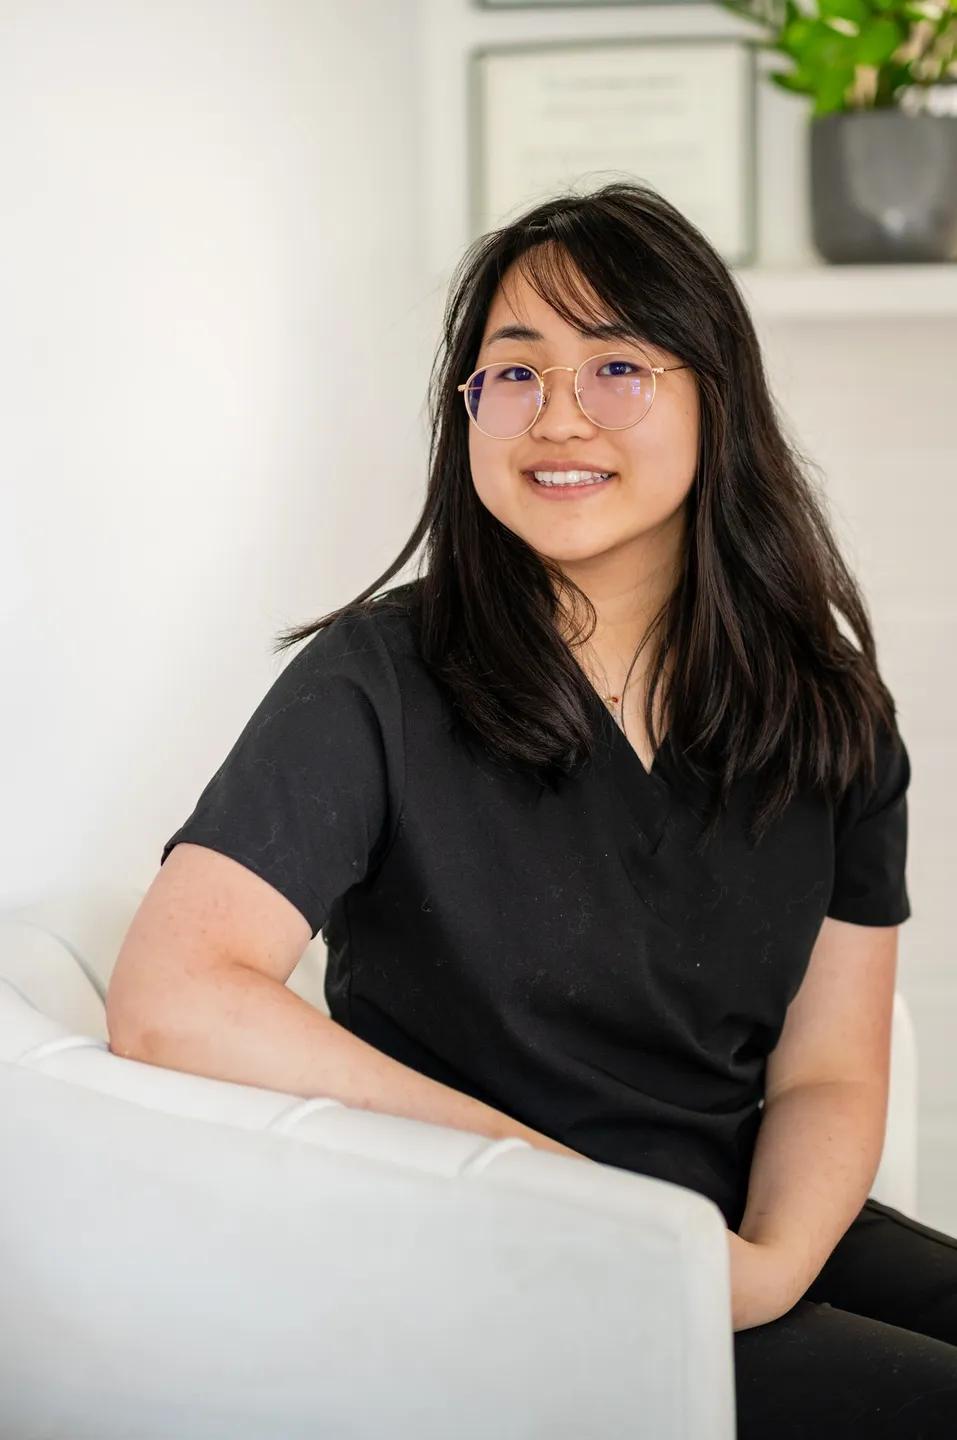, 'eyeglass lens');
463,355,656,438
